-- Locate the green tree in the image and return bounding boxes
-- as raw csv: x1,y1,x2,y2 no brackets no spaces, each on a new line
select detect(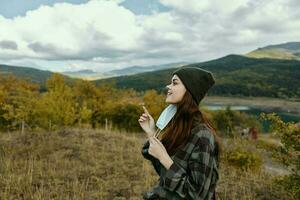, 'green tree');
212,106,234,136
110,103,142,132
212,106,261,137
